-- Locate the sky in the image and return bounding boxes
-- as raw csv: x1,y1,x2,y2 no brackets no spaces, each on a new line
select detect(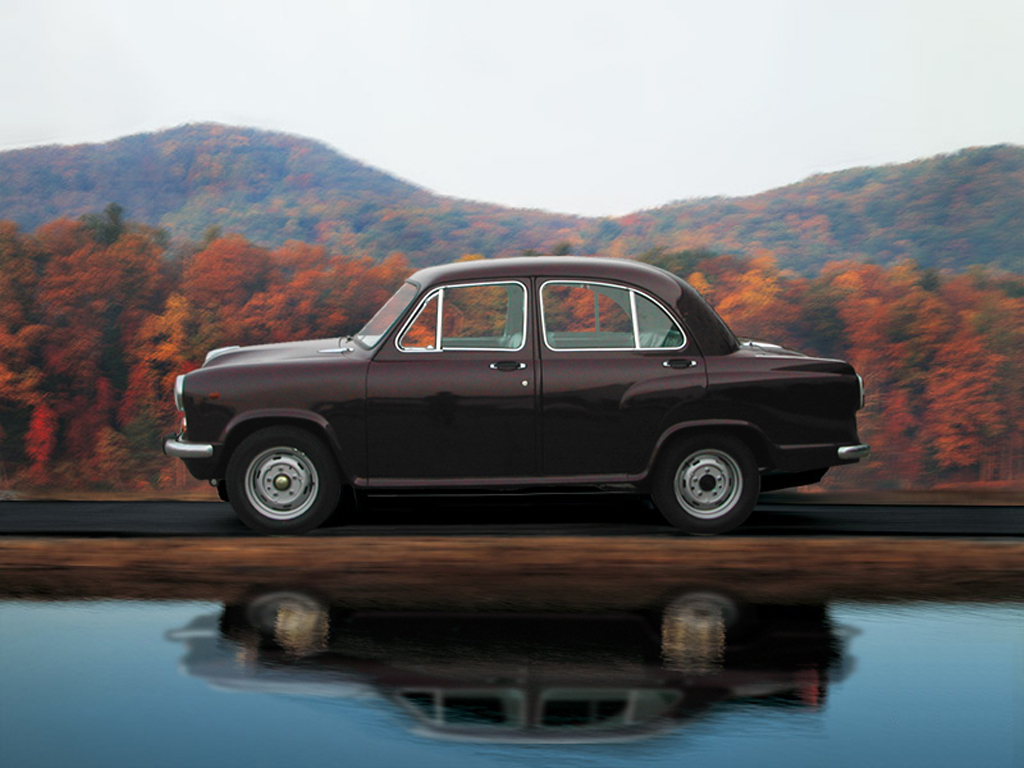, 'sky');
2,0,1022,216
